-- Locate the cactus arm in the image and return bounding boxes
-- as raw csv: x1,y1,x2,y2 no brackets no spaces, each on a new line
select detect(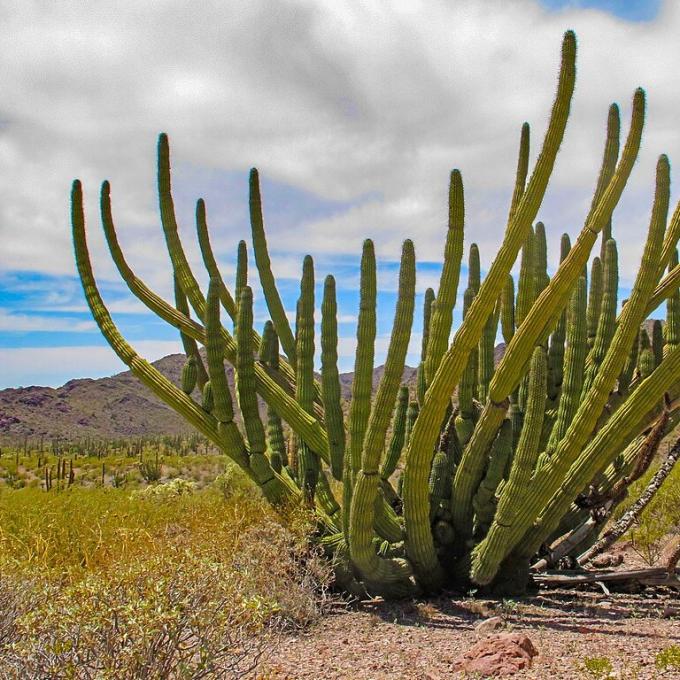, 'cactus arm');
235,240,248,311
586,257,603,350
500,274,515,344
581,240,619,396
403,31,577,589
471,347,546,584
546,276,587,454
321,275,346,480
509,122,531,222
380,385,409,481
157,134,208,322
534,221,550,296
174,274,208,390
469,154,669,584
249,168,297,365
478,298,500,402
349,240,416,585
296,256,319,501
425,170,465,383
205,279,250,467
487,87,644,404
72,180,247,466
235,286,267,457
652,319,664,367
262,322,288,468
546,233,572,401
516,229,536,328
665,250,680,356
195,198,237,318
472,419,513,535
345,239,377,488
594,104,621,261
